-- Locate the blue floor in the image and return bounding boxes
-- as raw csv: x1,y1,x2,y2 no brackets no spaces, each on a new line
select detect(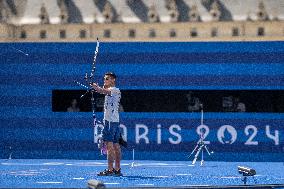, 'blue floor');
0,159,284,188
